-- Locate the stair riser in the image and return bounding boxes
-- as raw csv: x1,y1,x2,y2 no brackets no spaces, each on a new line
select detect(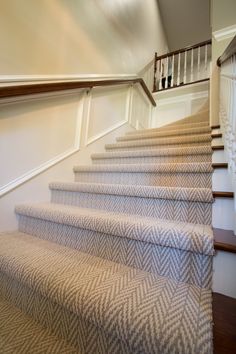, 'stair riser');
18,215,212,288
0,271,130,354
51,190,212,224
118,129,211,142
213,198,235,230
92,155,212,165
212,168,233,191
74,171,212,188
106,142,211,151
126,121,210,135
212,150,226,163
